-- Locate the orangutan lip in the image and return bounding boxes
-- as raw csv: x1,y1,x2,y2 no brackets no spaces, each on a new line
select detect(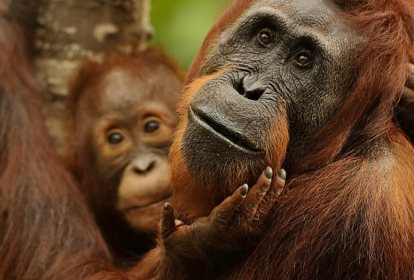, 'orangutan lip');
189,107,261,152
125,197,170,212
